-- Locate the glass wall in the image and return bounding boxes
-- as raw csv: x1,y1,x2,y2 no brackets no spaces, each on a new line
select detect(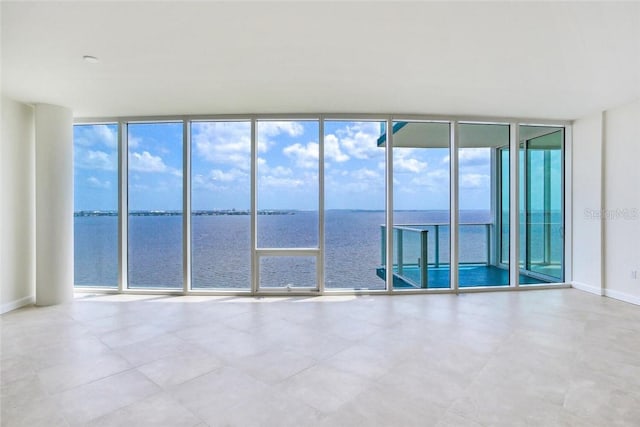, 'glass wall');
259,257,317,289
191,121,251,289
500,147,510,266
127,122,183,289
324,121,386,290
73,124,119,287
256,120,319,290
392,122,451,289
457,123,509,287
256,120,319,248
520,126,564,283
73,117,566,293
